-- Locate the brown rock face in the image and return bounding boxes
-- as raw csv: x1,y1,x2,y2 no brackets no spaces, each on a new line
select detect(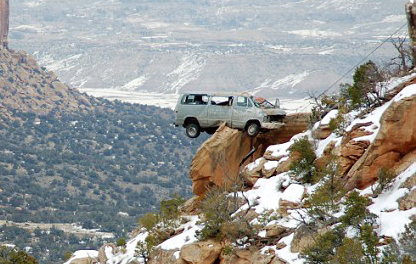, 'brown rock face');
180,240,222,264
345,95,416,190
190,113,310,196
